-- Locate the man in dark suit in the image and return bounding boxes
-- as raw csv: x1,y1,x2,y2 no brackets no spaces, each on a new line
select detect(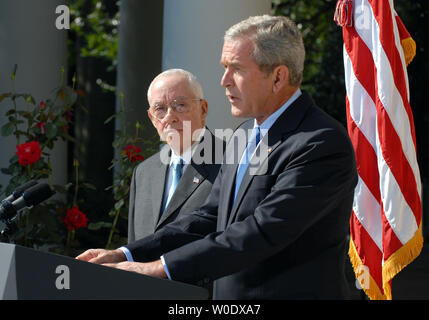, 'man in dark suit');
77,15,358,299
127,69,223,243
